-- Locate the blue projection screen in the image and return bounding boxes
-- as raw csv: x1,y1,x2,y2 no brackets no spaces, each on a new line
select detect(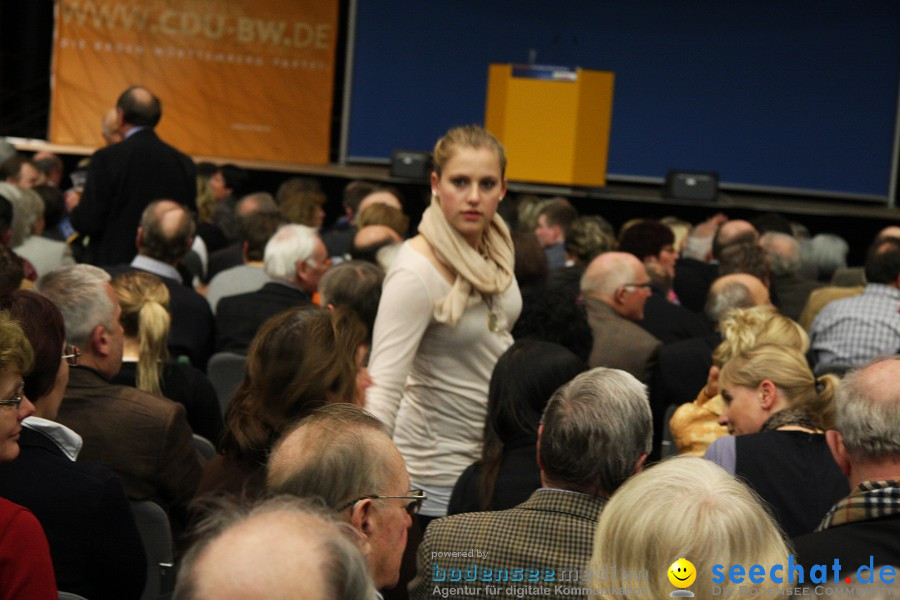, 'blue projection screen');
344,1,900,200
